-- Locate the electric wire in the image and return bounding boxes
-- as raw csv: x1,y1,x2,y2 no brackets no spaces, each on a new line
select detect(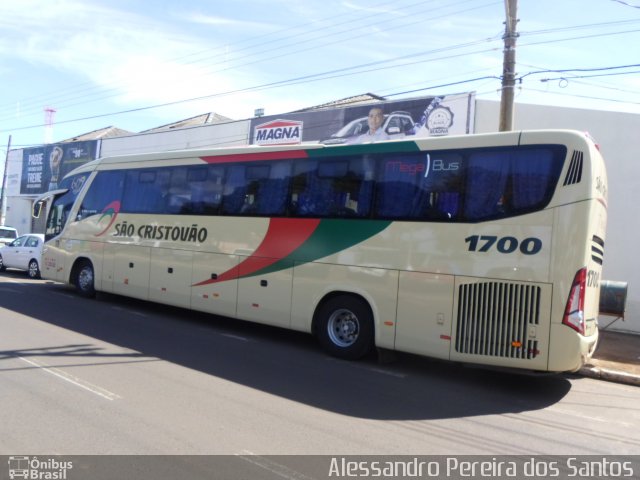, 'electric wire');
6,0,636,120
0,0,489,117
2,2,640,138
